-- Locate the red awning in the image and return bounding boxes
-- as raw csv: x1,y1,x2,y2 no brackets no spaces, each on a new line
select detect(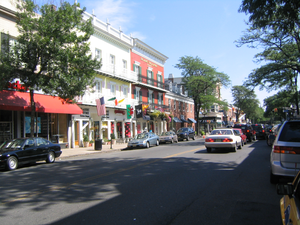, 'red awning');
0,90,83,114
